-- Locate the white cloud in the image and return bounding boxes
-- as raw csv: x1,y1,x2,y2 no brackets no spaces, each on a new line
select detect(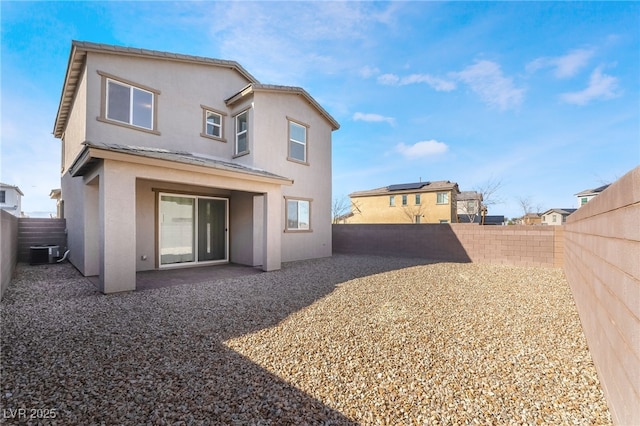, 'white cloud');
204,2,401,84
353,112,396,126
527,48,594,78
377,73,400,85
560,66,620,105
377,72,456,91
453,60,524,110
396,140,448,159
359,65,380,78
